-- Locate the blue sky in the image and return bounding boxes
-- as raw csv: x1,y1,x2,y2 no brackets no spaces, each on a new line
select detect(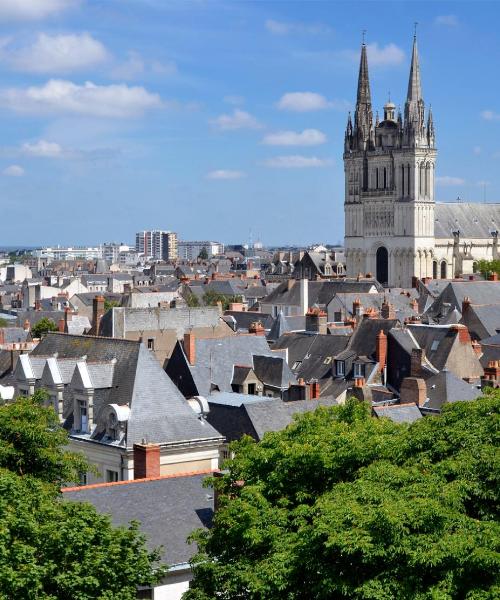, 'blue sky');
0,0,499,247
